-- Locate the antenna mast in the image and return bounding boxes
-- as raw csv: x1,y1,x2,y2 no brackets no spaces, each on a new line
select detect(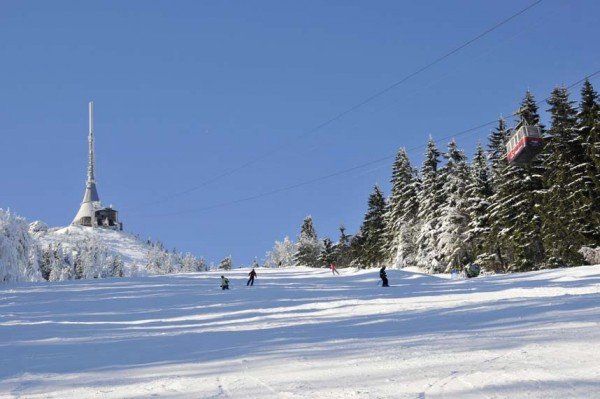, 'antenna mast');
87,101,95,184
